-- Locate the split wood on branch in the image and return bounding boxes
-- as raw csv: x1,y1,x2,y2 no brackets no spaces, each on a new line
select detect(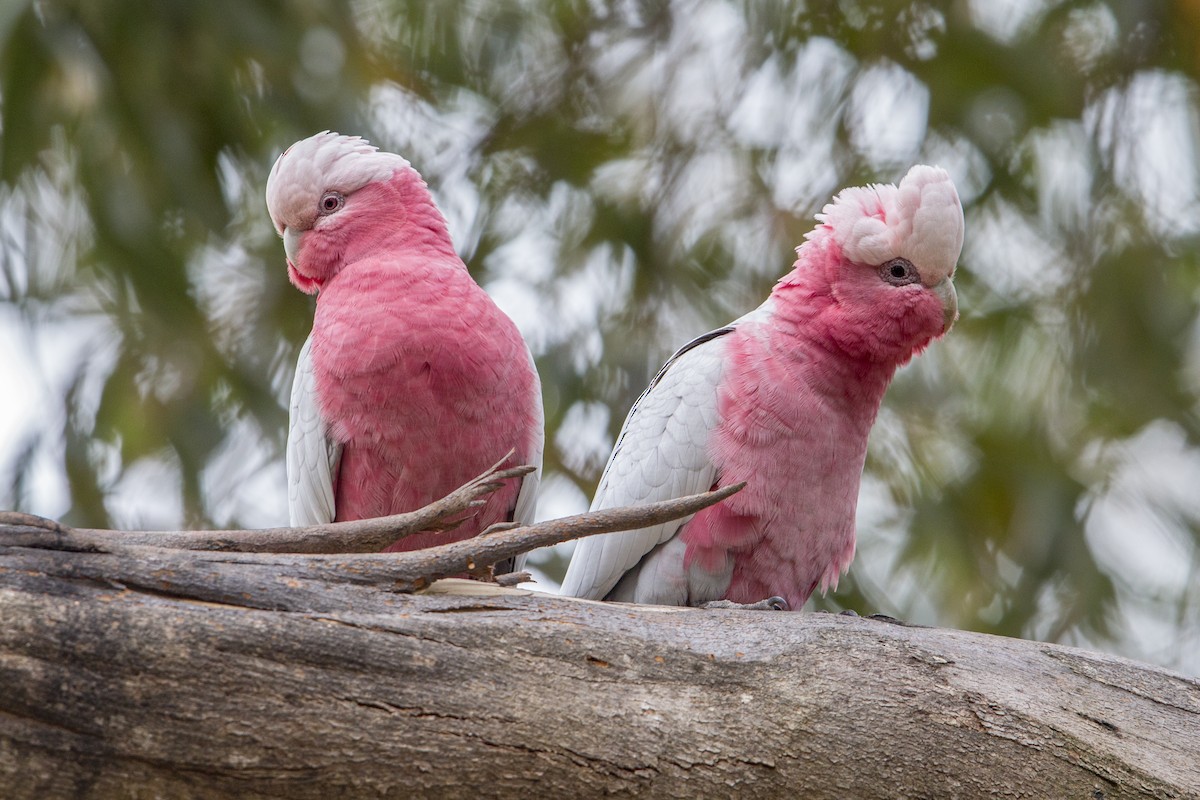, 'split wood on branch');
0,450,535,554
